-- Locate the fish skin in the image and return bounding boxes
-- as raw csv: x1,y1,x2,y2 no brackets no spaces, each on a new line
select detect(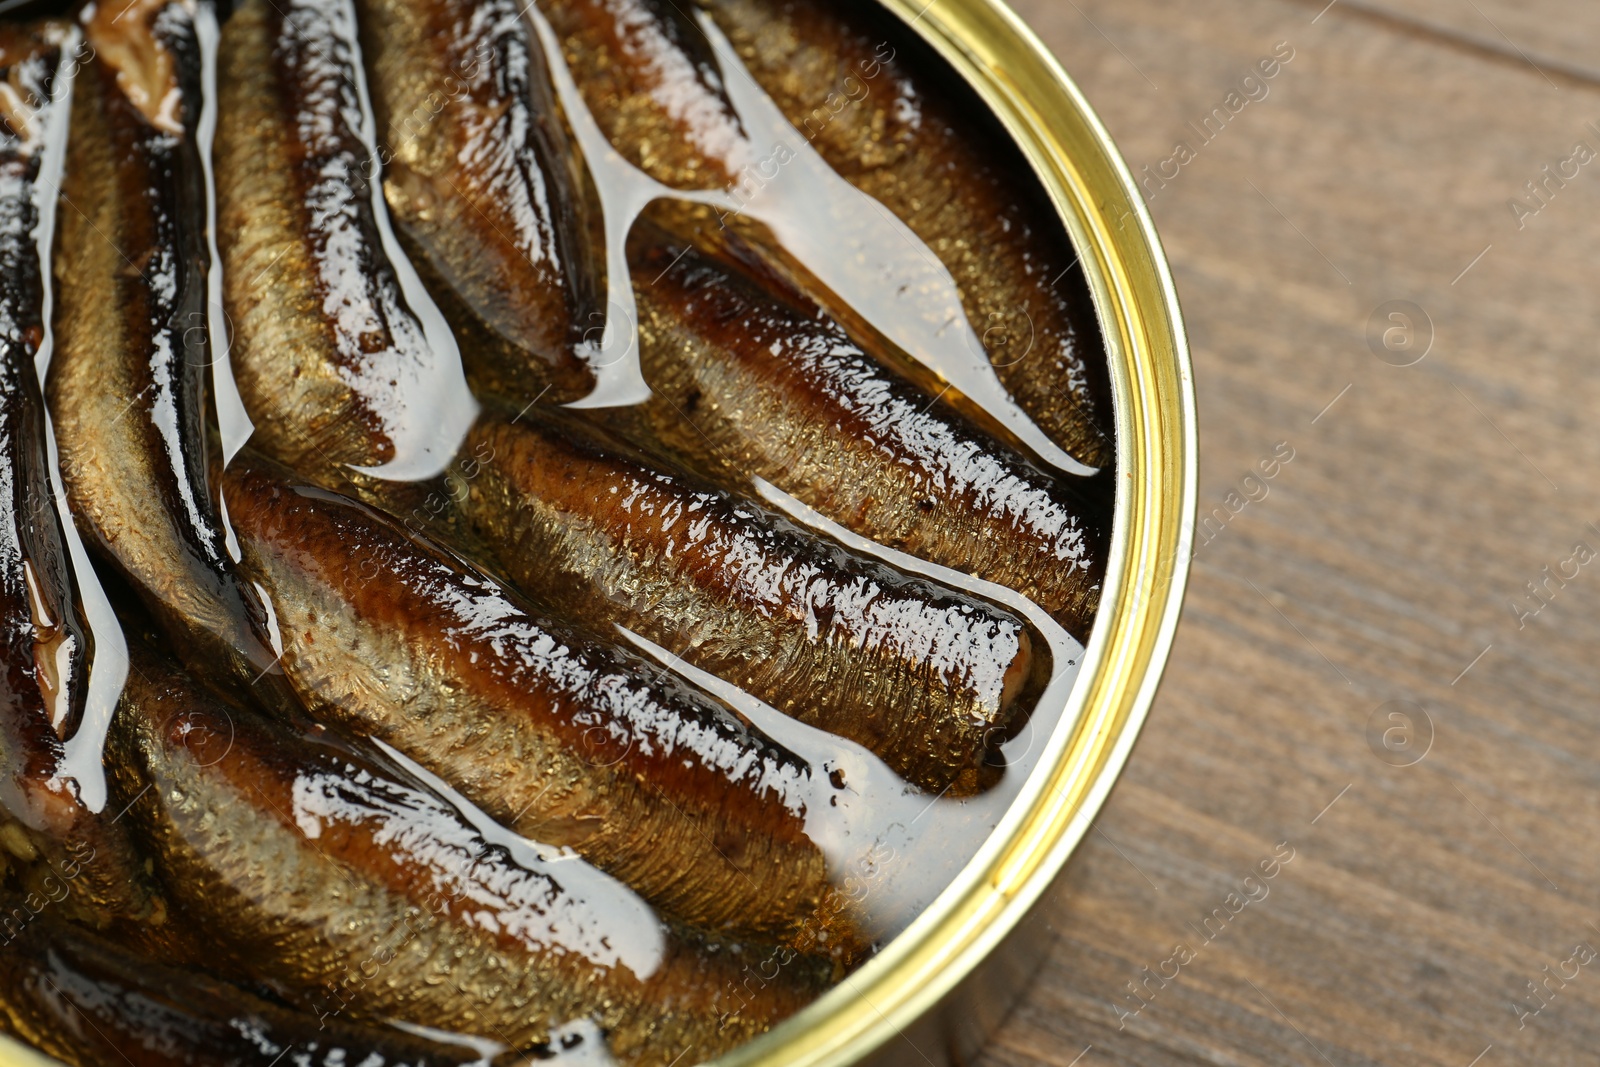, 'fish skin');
0,918,492,1067
617,221,1105,640
220,454,849,947
0,20,169,934
106,649,826,1064
461,408,1037,795
216,0,432,473
0,810,167,947
0,19,90,834
701,0,1113,468
353,0,598,404
215,0,483,546
541,0,1111,468
541,0,734,190
46,0,297,711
